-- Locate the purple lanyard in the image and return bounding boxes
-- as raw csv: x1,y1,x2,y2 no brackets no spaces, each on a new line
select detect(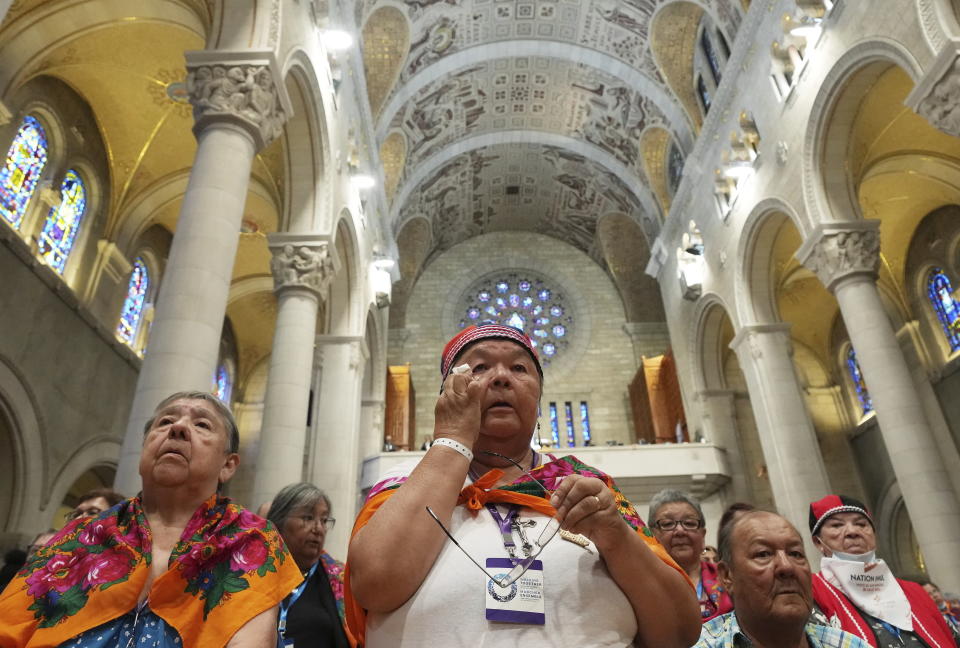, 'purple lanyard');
485,504,521,558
